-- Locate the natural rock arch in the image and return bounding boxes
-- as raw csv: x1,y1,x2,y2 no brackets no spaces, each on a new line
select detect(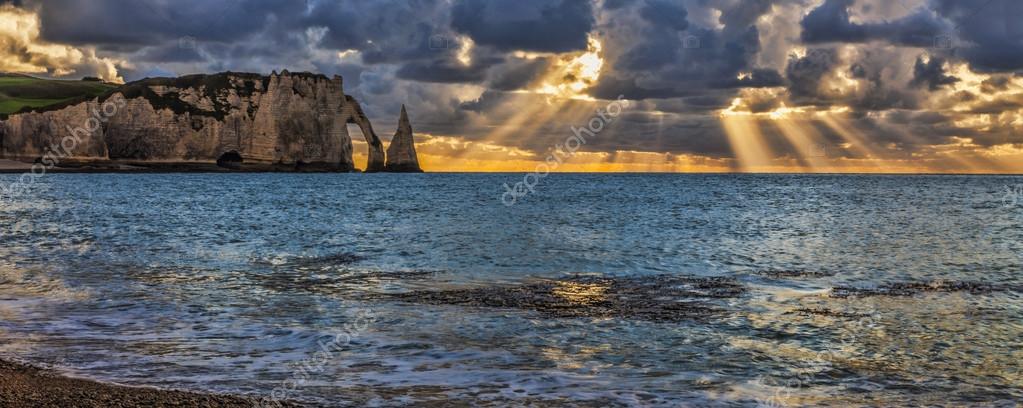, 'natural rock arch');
341,95,385,172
